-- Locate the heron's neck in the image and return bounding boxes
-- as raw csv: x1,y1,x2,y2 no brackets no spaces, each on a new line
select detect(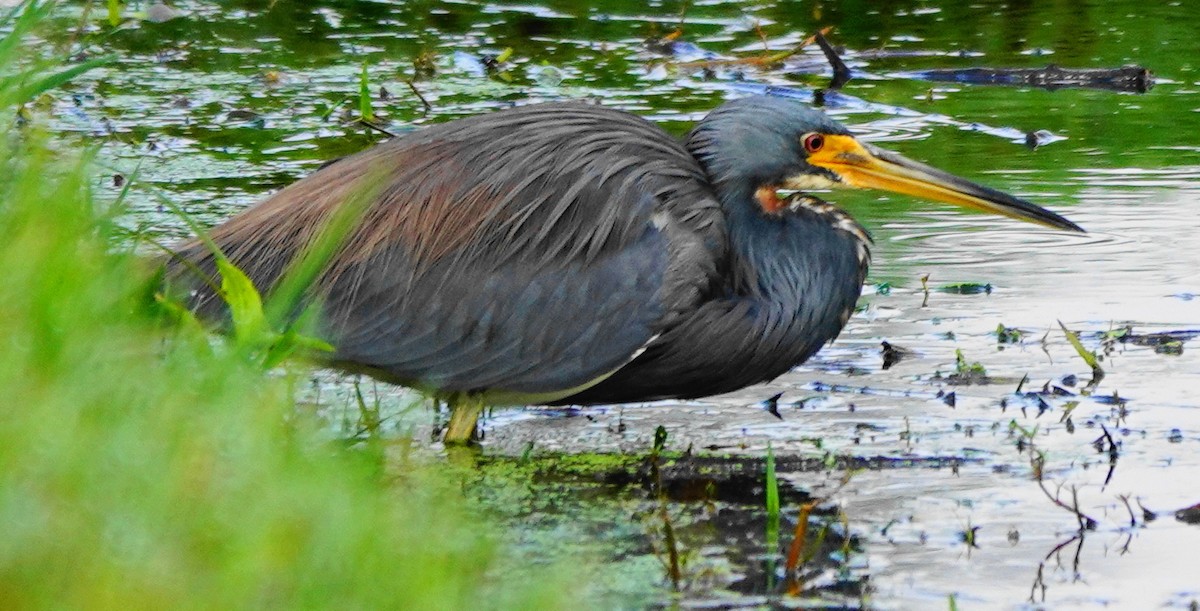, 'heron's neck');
717,182,869,332
724,195,786,297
